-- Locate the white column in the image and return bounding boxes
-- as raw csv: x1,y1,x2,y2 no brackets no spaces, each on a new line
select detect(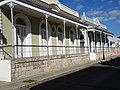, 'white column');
63,20,66,54
93,30,96,53
75,25,78,54
100,32,103,52
9,2,15,59
84,30,88,53
45,14,49,56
